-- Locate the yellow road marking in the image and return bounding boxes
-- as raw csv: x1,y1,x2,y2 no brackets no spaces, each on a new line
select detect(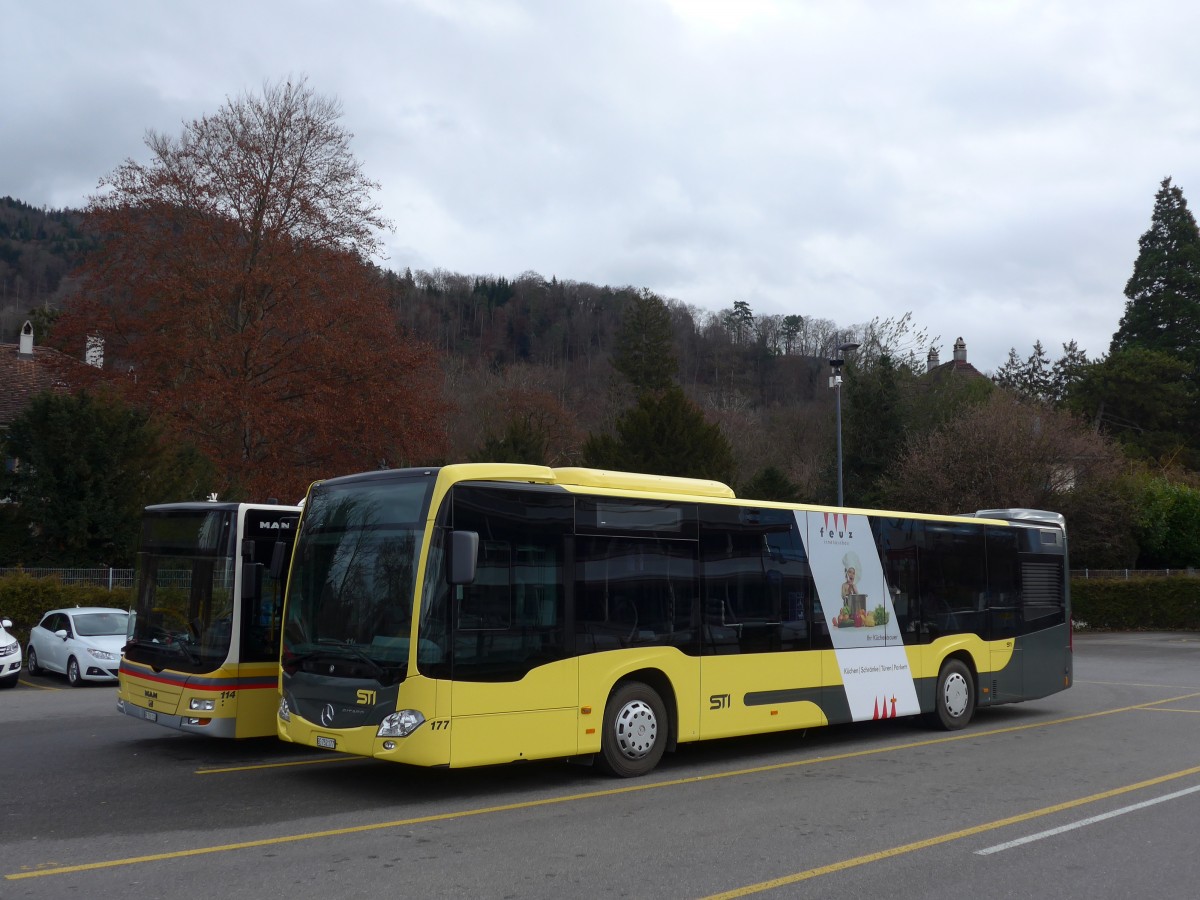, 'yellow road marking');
701,764,1200,899
196,756,358,774
8,691,1200,881
17,679,60,691
186,690,1199,777
1079,679,1200,689
1136,706,1200,714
